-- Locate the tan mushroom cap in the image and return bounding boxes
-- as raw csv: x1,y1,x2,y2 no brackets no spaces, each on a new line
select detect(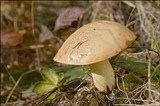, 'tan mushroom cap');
54,21,136,65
